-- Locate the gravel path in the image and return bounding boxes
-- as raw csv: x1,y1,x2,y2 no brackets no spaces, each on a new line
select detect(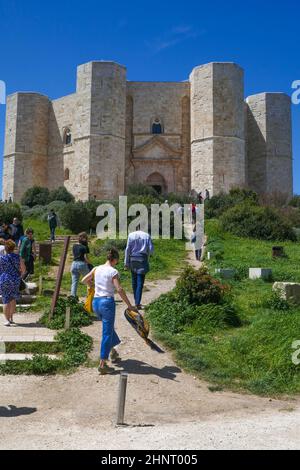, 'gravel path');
0,252,299,450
